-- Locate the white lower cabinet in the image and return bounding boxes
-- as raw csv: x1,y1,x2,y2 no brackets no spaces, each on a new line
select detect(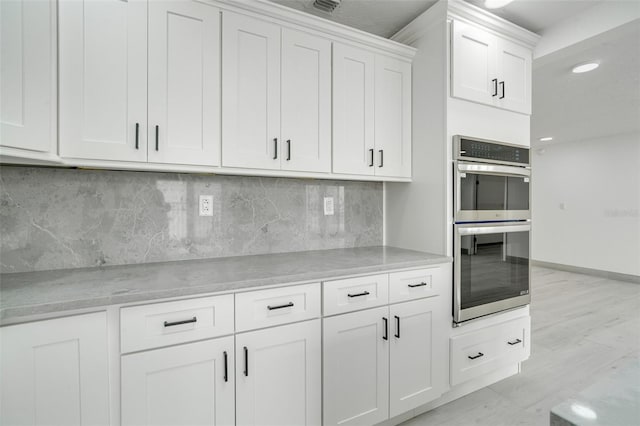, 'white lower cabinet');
323,306,390,426
236,319,322,426
121,336,235,426
324,297,446,425
0,312,110,426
